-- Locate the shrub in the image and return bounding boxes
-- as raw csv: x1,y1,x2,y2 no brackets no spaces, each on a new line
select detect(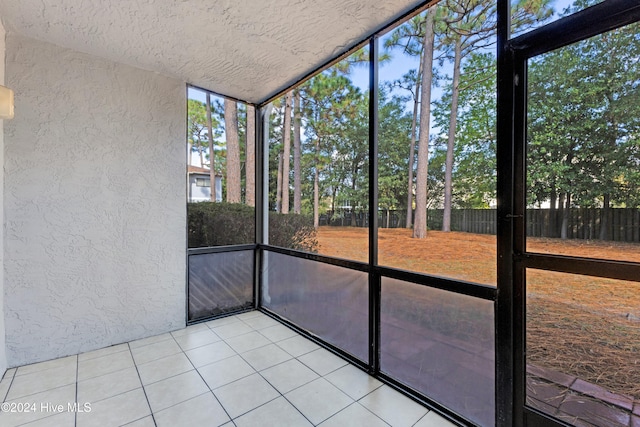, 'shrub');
188,202,317,252
269,212,318,253
188,202,254,247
